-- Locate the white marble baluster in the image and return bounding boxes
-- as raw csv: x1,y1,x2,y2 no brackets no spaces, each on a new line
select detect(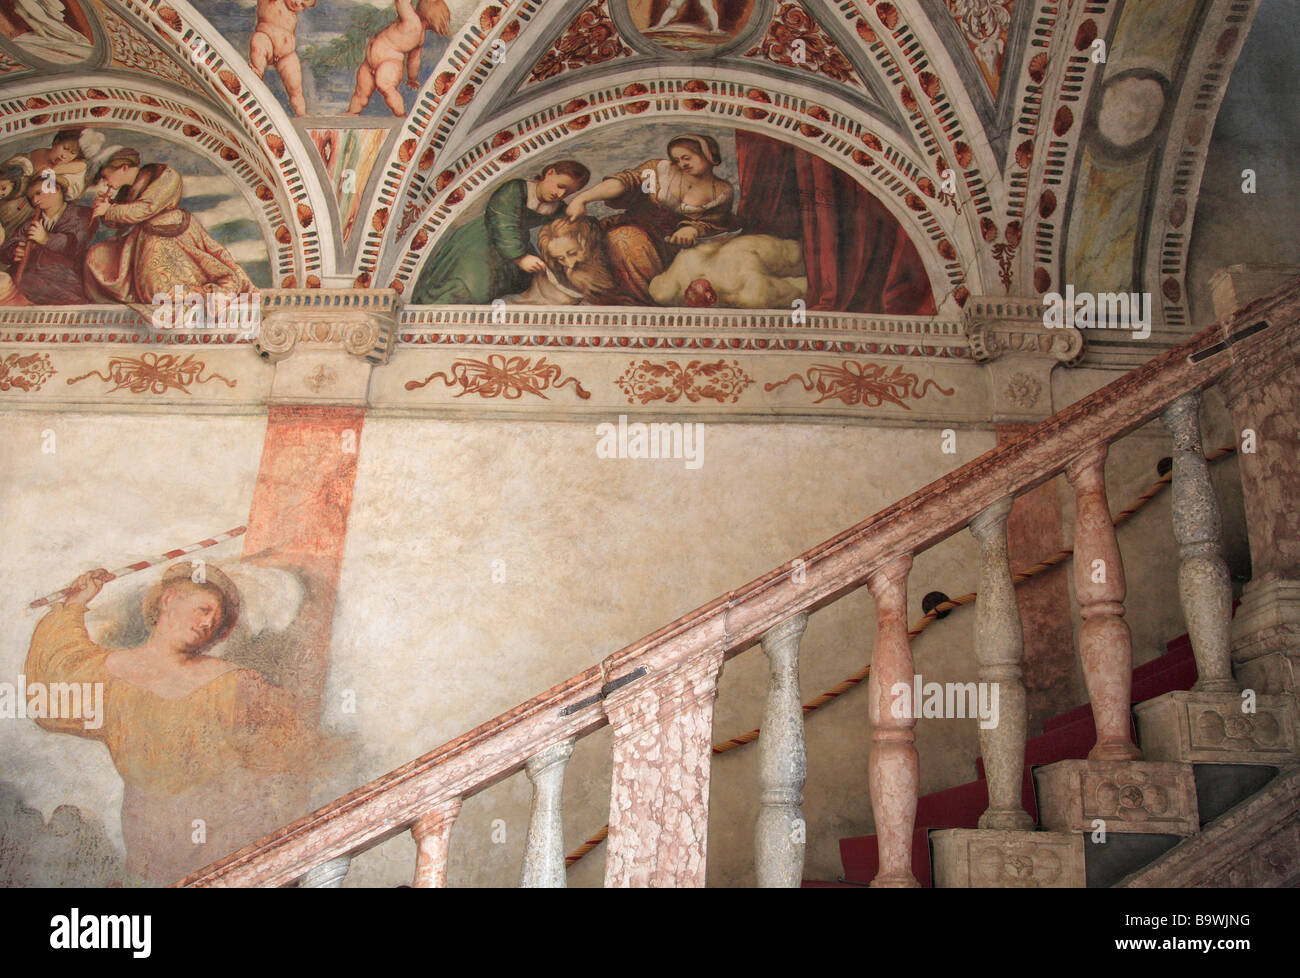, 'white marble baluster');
520,737,576,888
1161,392,1238,692
970,497,1034,830
299,855,351,888
756,612,810,888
